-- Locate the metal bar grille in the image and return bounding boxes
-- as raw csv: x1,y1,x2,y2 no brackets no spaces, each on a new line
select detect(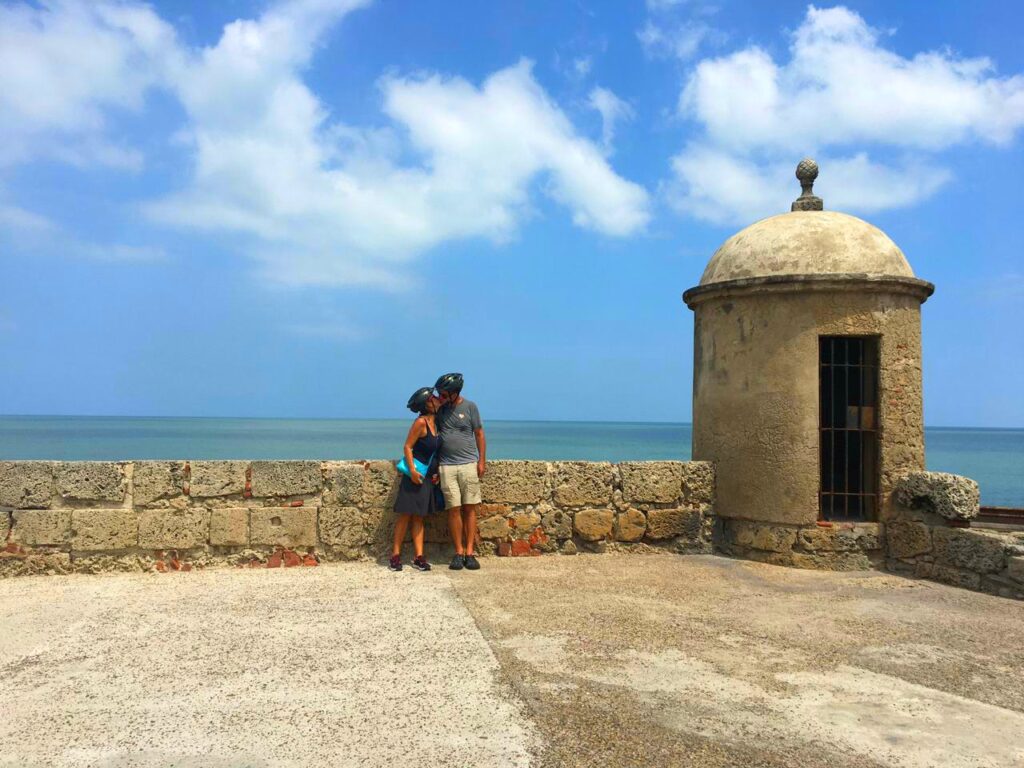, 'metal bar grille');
819,336,879,522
